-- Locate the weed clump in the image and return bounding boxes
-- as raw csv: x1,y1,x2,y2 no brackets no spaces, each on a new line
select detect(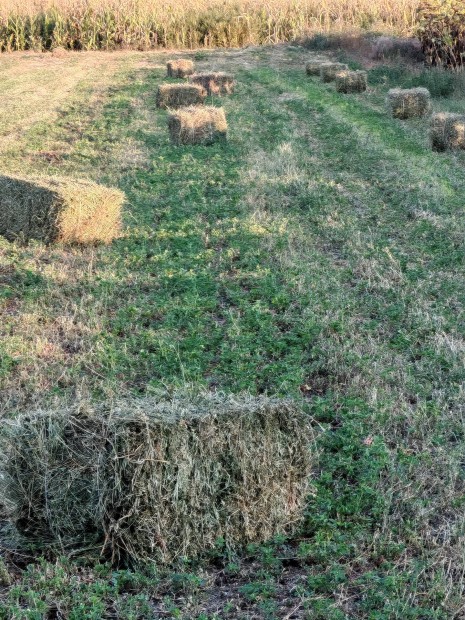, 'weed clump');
168,106,227,145
320,62,349,82
335,69,368,93
156,83,206,109
0,394,314,564
387,87,431,119
0,175,124,245
430,112,465,151
167,59,194,78
189,72,235,96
